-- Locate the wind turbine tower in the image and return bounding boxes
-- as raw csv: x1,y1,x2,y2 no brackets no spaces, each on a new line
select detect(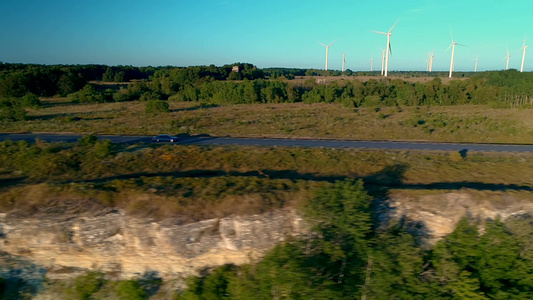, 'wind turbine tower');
429,51,434,72
371,56,374,71
448,31,463,78
373,19,399,77
342,53,345,72
520,38,528,72
320,41,335,71
475,56,478,72
505,50,511,70
380,49,386,76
